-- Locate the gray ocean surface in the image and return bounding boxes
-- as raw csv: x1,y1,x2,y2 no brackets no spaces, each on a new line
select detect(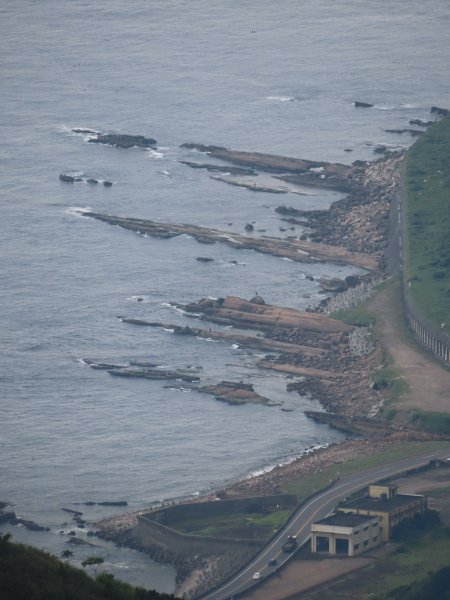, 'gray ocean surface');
1,0,449,592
